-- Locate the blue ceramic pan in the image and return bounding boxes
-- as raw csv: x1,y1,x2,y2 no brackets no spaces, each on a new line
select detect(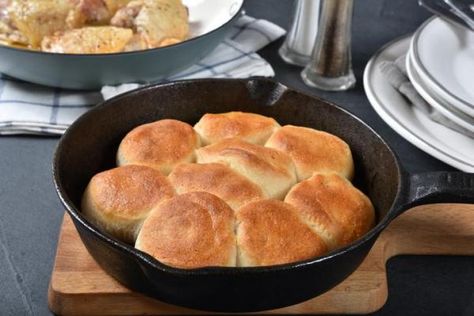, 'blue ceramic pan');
0,0,244,89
